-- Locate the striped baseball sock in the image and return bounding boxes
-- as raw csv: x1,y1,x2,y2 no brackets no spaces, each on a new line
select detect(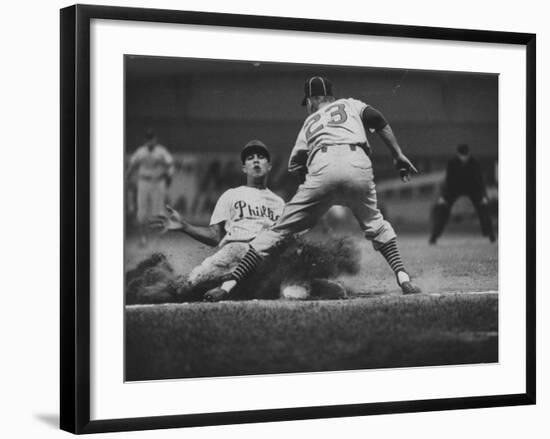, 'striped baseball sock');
378,238,409,284
231,246,264,282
